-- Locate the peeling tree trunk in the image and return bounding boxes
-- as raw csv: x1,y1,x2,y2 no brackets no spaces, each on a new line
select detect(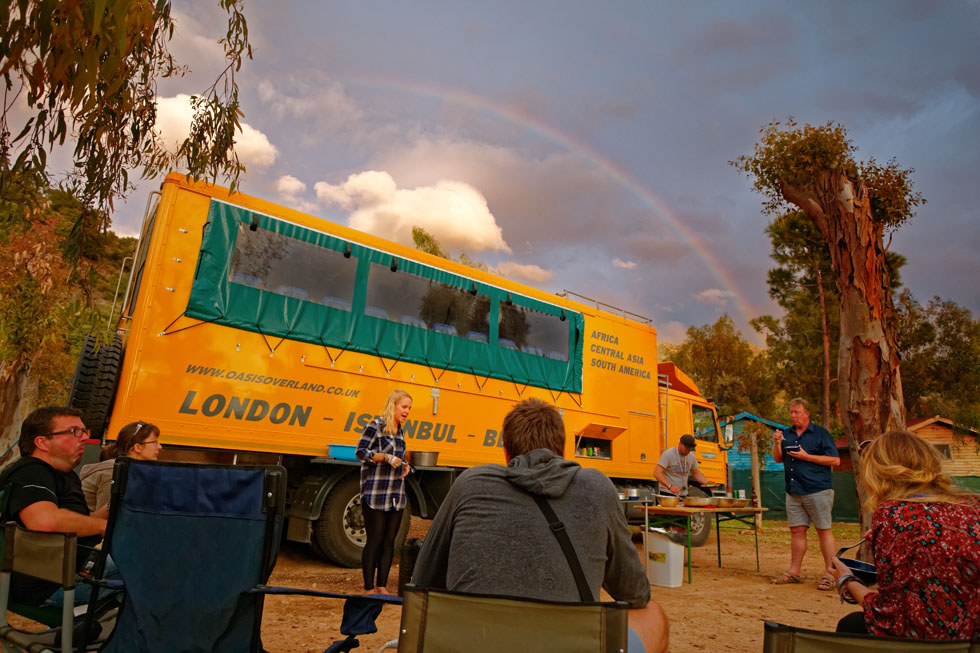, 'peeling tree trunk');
780,168,906,536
